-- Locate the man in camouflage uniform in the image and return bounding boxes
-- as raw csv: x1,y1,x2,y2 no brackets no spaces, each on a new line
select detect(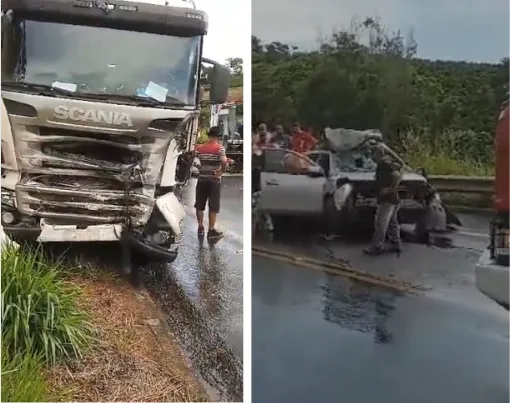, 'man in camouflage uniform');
363,145,403,256
252,147,274,233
